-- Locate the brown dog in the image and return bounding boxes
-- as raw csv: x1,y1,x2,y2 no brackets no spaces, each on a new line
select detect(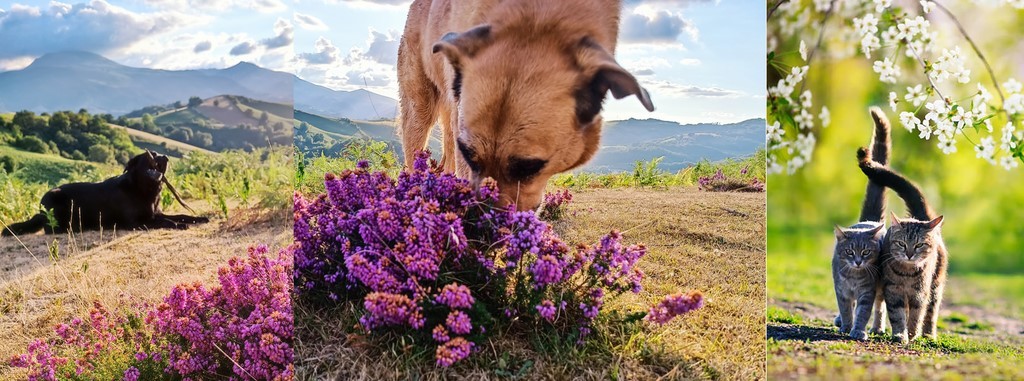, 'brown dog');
398,0,654,210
